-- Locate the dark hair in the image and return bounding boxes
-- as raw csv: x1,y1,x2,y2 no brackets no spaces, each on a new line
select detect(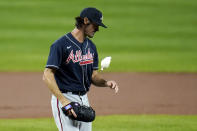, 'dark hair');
75,16,84,28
